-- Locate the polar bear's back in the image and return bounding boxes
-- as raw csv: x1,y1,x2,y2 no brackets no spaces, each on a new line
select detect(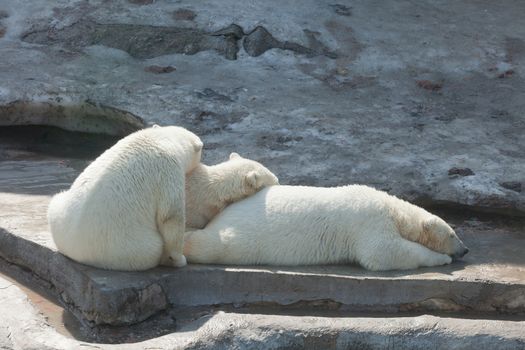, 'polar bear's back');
48,189,163,268
208,184,395,227
60,129,179,230
186,185,405,265
65,126,201,220
69,126,196,193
